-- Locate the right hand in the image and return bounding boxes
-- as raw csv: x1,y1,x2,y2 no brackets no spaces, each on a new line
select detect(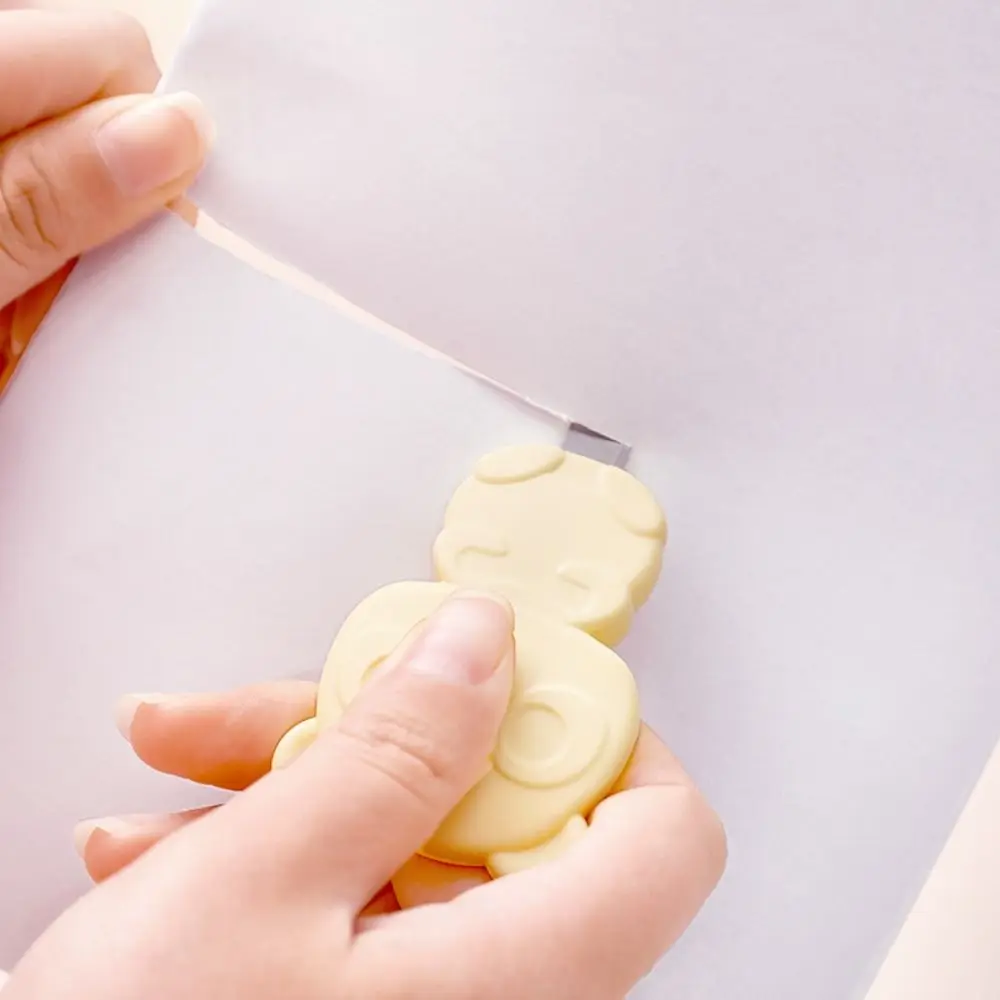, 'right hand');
9,594,725,999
